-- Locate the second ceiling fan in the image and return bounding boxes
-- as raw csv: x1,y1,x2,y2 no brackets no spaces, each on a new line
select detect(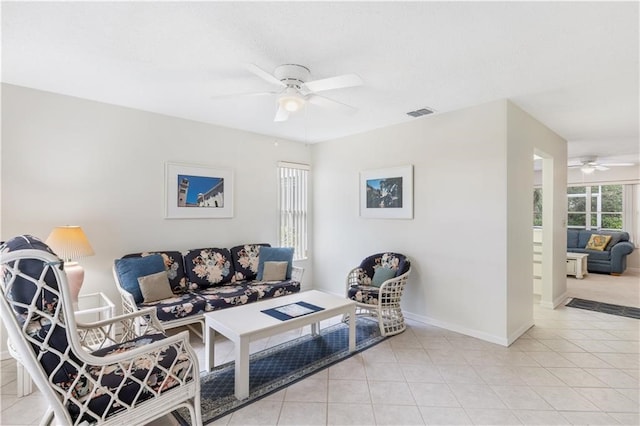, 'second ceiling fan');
214,63,363,122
